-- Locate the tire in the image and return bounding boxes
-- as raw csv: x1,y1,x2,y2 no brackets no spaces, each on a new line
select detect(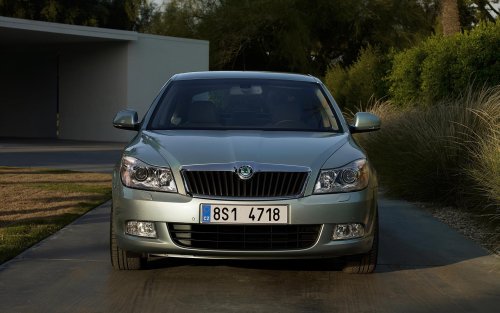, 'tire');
342,213,379,274
110,208,146,270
